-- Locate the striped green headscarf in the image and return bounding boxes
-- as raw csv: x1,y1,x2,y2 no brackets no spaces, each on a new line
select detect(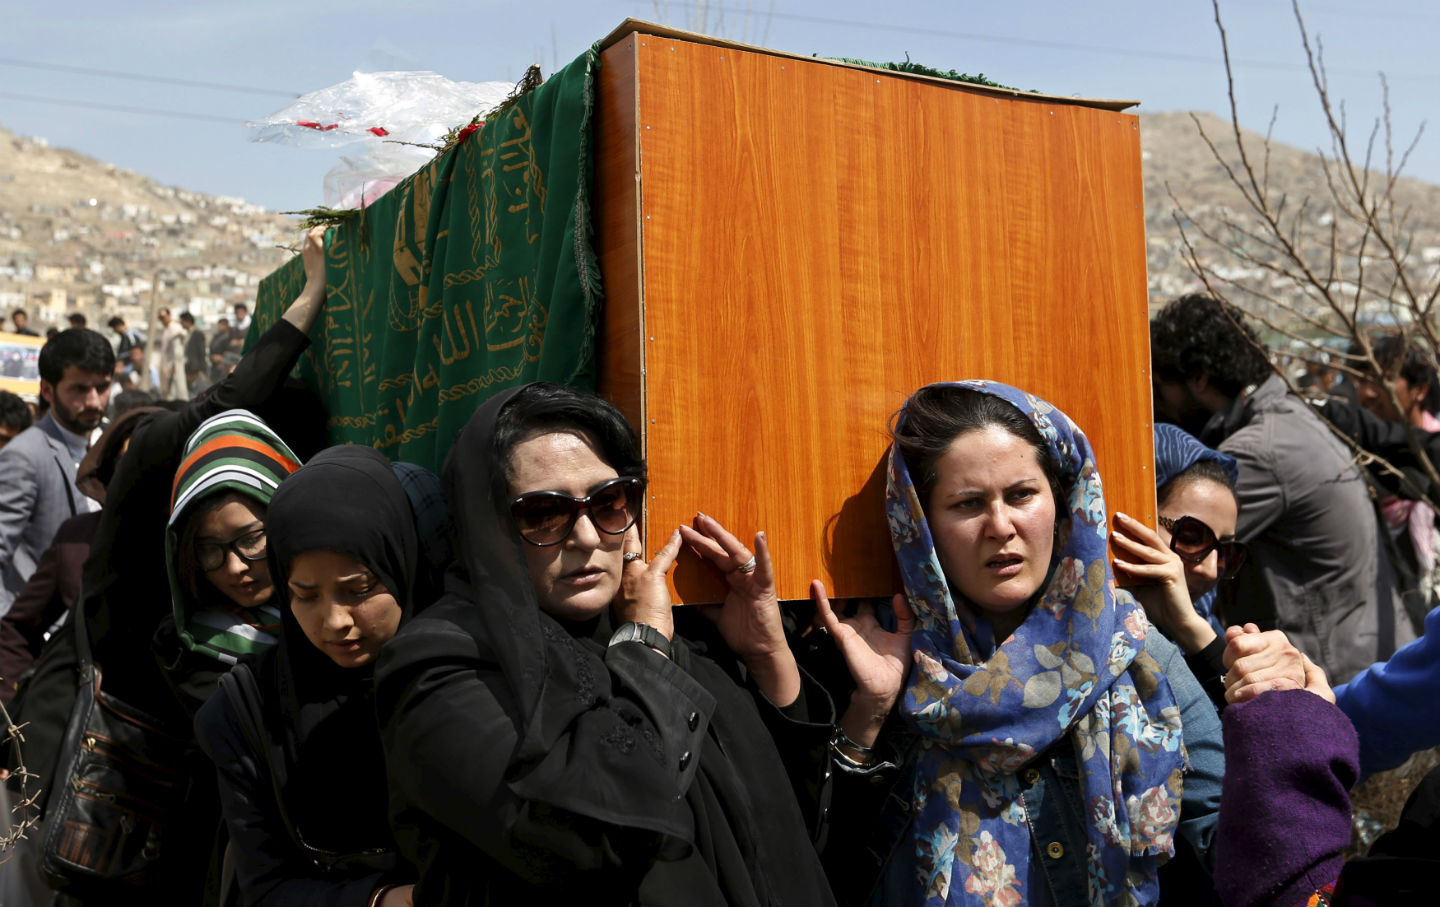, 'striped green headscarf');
165,409,301,664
